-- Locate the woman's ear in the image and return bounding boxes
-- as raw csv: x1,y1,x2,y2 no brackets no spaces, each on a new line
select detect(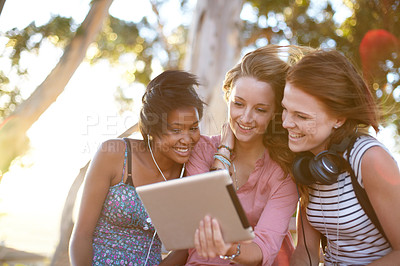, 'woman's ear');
333,117,346,129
